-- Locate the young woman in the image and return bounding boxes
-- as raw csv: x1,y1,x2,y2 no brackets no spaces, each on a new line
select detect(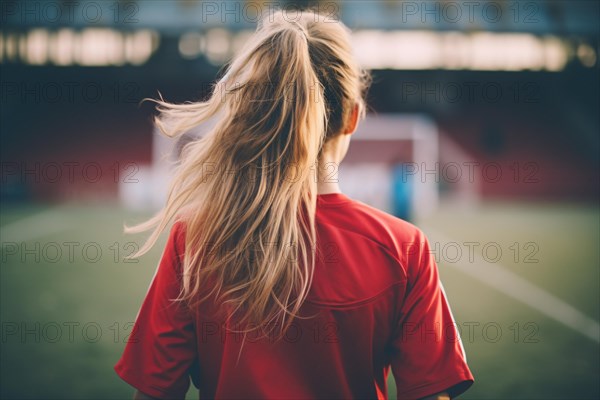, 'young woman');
115,9,474,400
